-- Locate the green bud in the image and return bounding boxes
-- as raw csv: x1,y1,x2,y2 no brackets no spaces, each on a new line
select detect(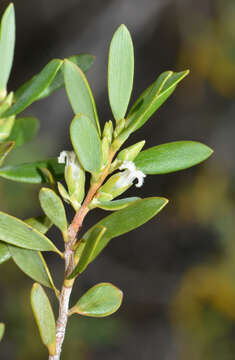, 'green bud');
58,151,85,209
0,92,14,117
0,115,15,141
102,120,113,144
99,172,131,200
101,136,110,168
57,182,70,203
100,160,146,200
117,140,145,162
113,118,125,138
